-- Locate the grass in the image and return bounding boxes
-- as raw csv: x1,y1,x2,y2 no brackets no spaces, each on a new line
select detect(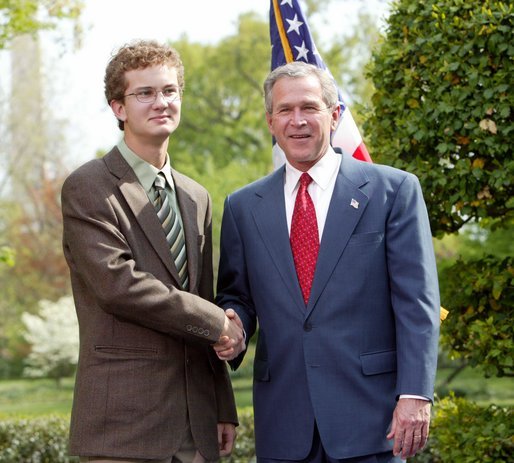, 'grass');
435,365,514,407
0,358,512,418
0,377,74,418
